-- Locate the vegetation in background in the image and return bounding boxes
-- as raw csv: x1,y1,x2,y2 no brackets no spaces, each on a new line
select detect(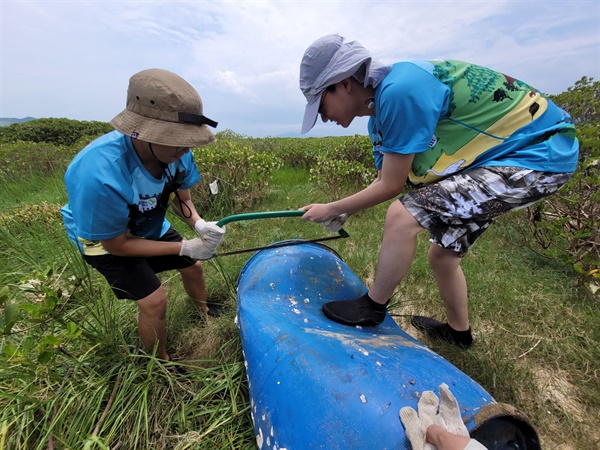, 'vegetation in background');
307,134,376,198
0,118,114,147
192,139,283,218
0,79,598,449
0,119,114,183
512,77,600,295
